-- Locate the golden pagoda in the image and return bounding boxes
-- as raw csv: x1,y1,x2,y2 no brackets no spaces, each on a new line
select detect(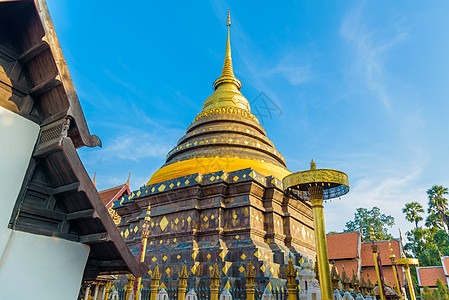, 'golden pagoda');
148,11,290,185
113,12,315,291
